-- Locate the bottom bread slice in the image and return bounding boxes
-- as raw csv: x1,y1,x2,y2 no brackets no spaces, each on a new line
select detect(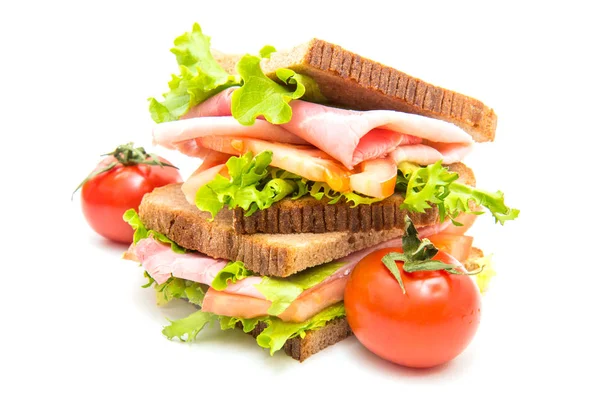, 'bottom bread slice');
242,317,353,362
